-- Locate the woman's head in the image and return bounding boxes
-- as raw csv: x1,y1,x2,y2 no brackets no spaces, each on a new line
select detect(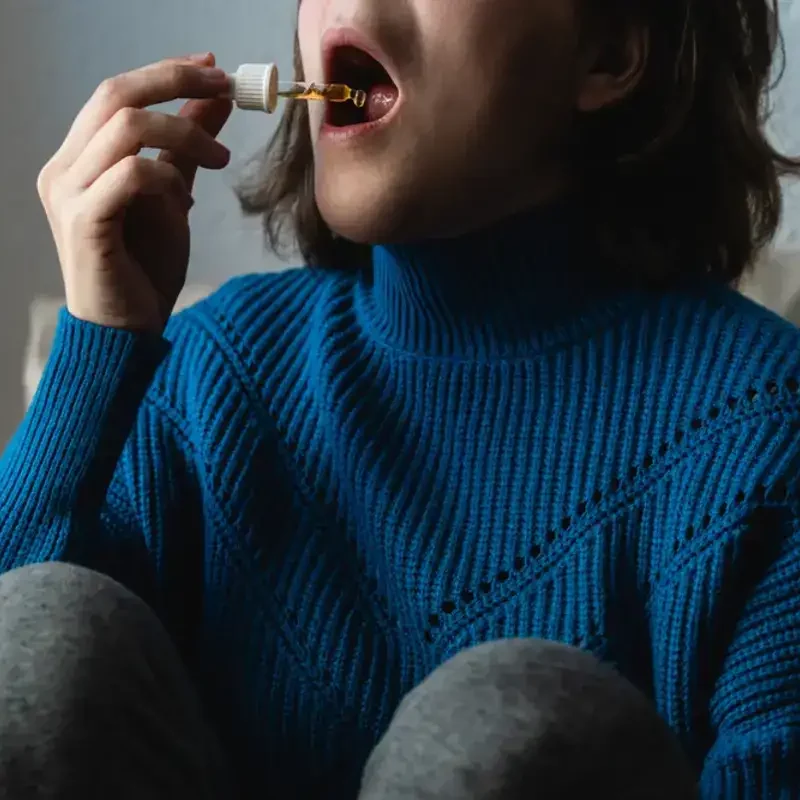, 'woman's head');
240,0,799,283
293,0,640,245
